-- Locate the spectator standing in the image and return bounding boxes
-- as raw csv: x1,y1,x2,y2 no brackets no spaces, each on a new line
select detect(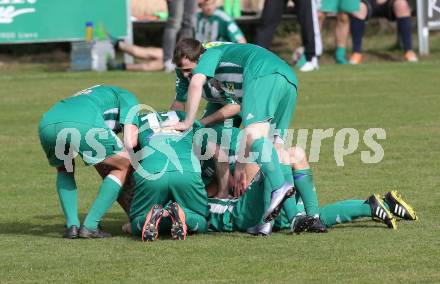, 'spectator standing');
163,0,198,72
255,0,323,72
111,0,245,72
